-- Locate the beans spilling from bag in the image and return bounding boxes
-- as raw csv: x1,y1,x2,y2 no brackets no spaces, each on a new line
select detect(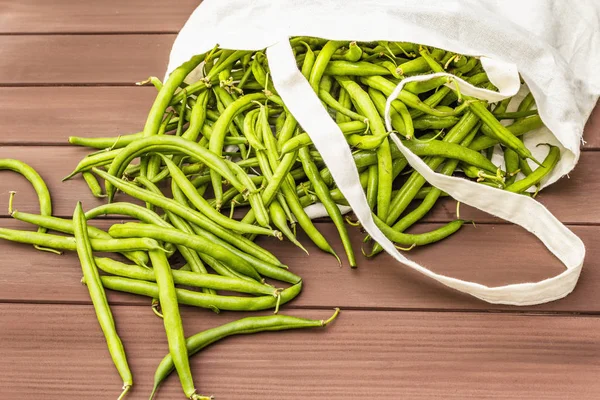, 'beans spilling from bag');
0,37,557,399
